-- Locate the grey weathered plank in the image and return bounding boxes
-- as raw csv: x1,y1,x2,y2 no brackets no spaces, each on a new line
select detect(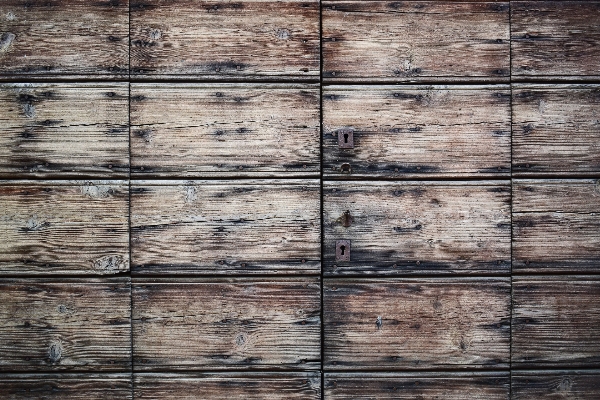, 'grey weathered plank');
512,370,600,400
130,84,320,177
324,278,510,369
0,374,132,399
133,278,321,370
322,2,509,82
0,84,129,178
512,2,600,79
513,277,600,367
130,0,319,79
325,372,509,399
513,180,600,273
323,86,511,178
0,0,128,77
323,181,511,276
0,181,129,275
0,279,131,371
134,373,320,399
